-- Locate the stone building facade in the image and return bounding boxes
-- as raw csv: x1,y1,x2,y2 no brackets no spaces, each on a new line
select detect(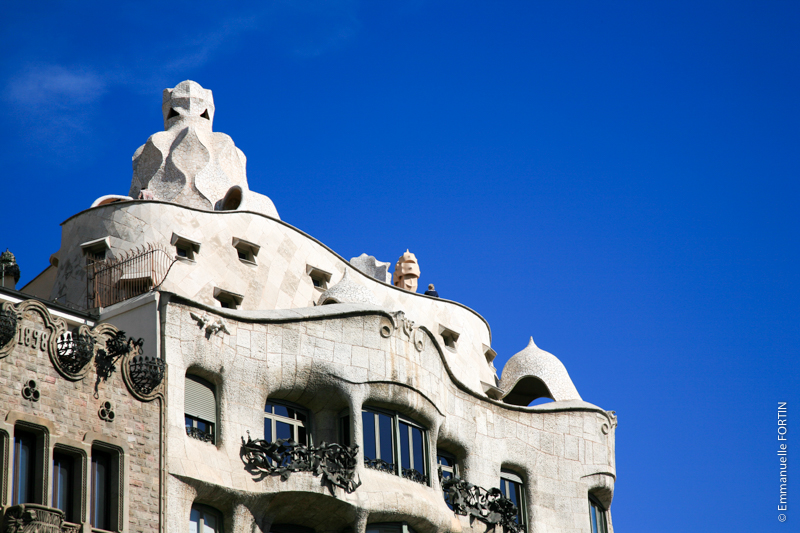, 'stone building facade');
1,81,616,533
